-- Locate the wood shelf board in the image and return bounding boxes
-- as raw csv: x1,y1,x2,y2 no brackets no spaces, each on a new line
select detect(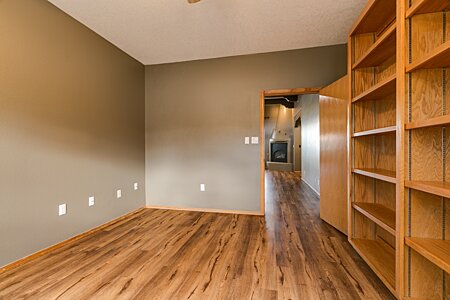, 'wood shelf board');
405,237,450,274
352,168,397,184
405,181,450,198
353,126,397,137
406,0,450,18
406,114,450,130
352,74,396,103
352,203,396,236
352,23,397,70
263,87,321,97
350,239,396,294
407,40,450,72
350,0,396,35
